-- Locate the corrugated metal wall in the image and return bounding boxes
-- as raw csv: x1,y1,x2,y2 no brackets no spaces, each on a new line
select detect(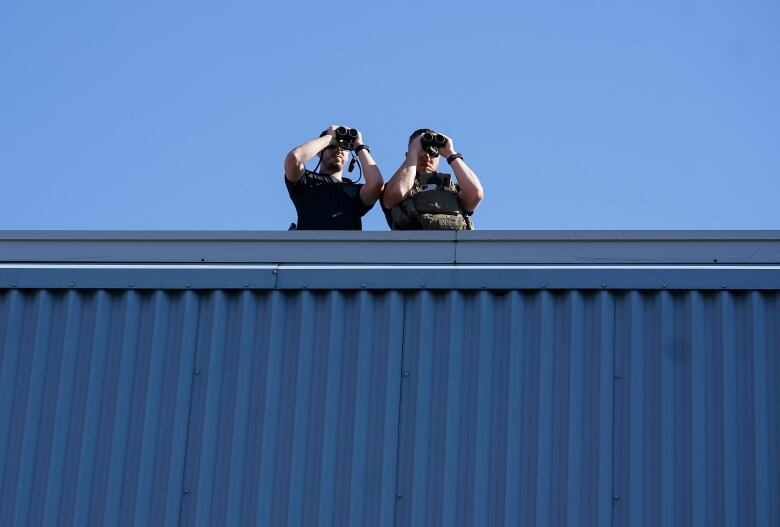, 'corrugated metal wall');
395,291,615,527
612,291,780,527
1,288,778,526
0,290,198,527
